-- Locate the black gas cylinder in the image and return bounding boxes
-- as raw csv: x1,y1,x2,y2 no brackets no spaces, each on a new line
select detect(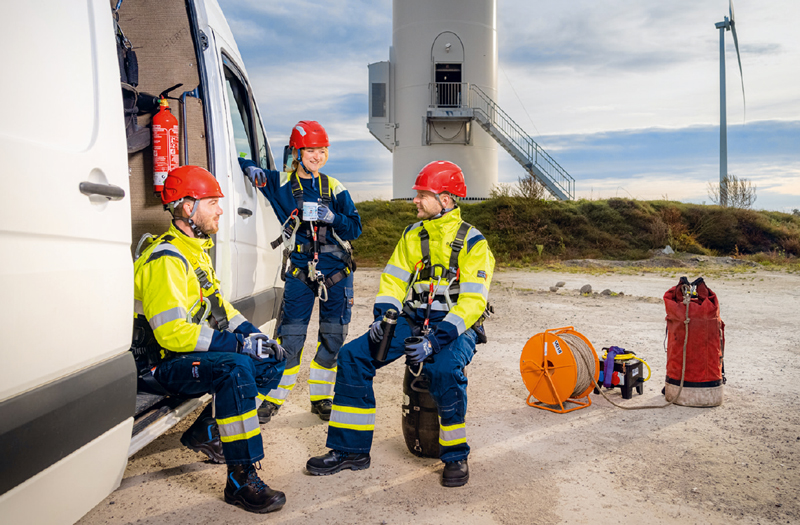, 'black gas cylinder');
401,367,439,458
